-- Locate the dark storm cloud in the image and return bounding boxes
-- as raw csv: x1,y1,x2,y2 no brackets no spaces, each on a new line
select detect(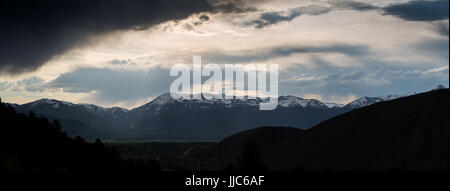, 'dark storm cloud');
190,15,211,27
0,76,45,92
249,0,449,29
248,1,377,28
108,59,129,65
415,38,449,59
202,44,369,63
0,0,254,75
434,20,450,36
249,5,332,28
208,0,263,13
329,0,378,11
383,0,449,21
